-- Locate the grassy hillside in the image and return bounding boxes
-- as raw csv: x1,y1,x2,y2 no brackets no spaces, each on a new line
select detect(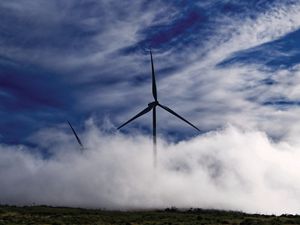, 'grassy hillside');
0,205,299,225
